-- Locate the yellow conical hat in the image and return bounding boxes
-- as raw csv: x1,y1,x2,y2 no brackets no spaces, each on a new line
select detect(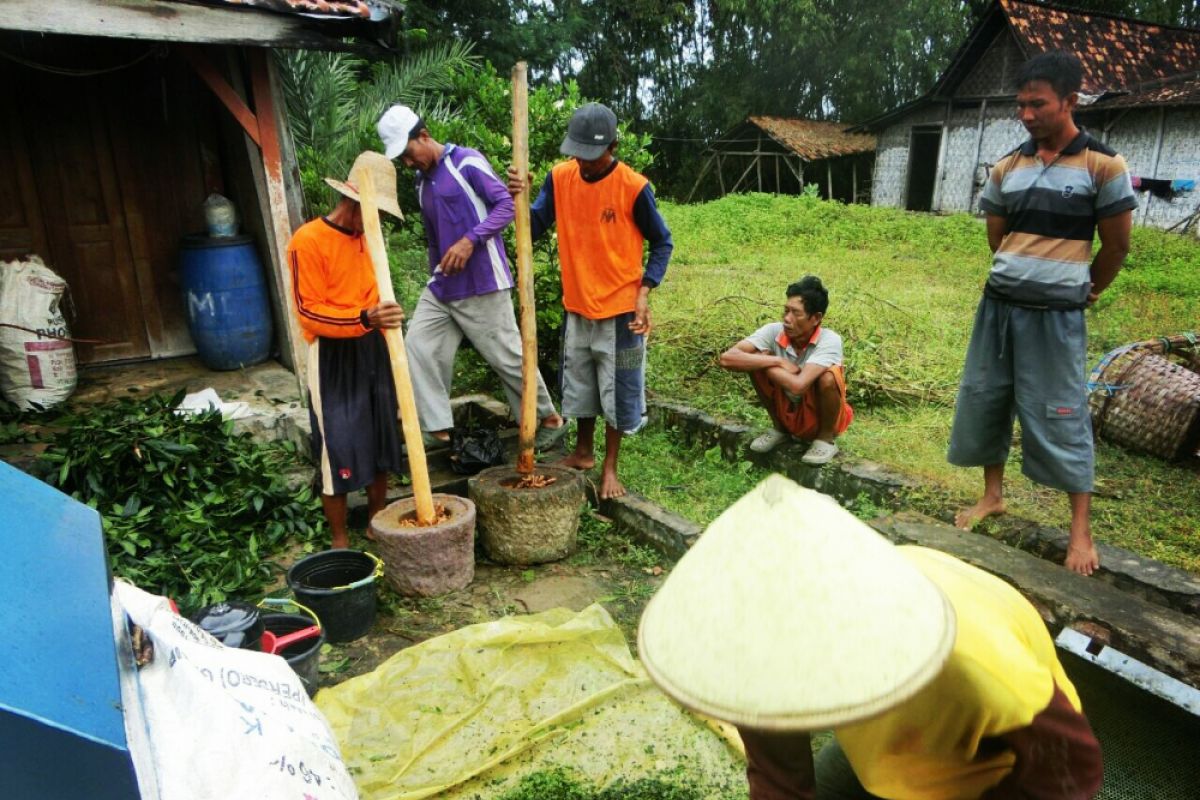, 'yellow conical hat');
638,475,955,731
